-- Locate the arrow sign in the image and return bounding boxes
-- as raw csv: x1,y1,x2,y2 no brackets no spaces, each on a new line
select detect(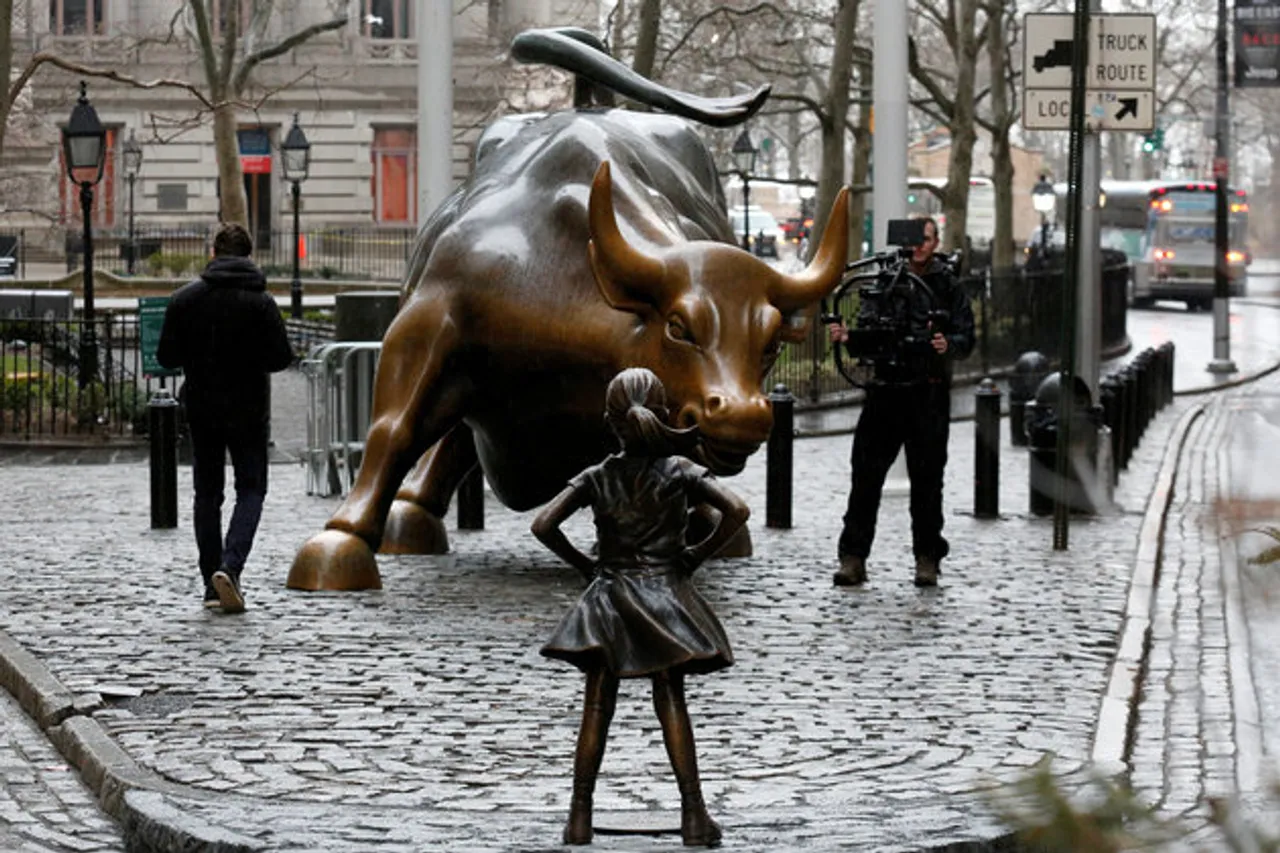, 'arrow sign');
1115,97,1139,121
